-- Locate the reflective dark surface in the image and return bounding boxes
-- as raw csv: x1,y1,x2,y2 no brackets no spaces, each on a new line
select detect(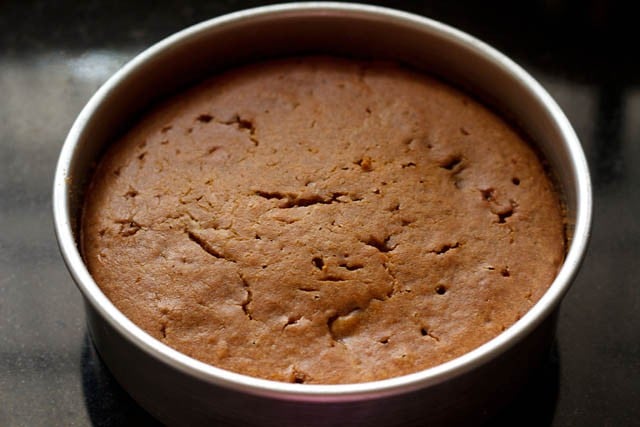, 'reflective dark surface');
1,1,638,426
